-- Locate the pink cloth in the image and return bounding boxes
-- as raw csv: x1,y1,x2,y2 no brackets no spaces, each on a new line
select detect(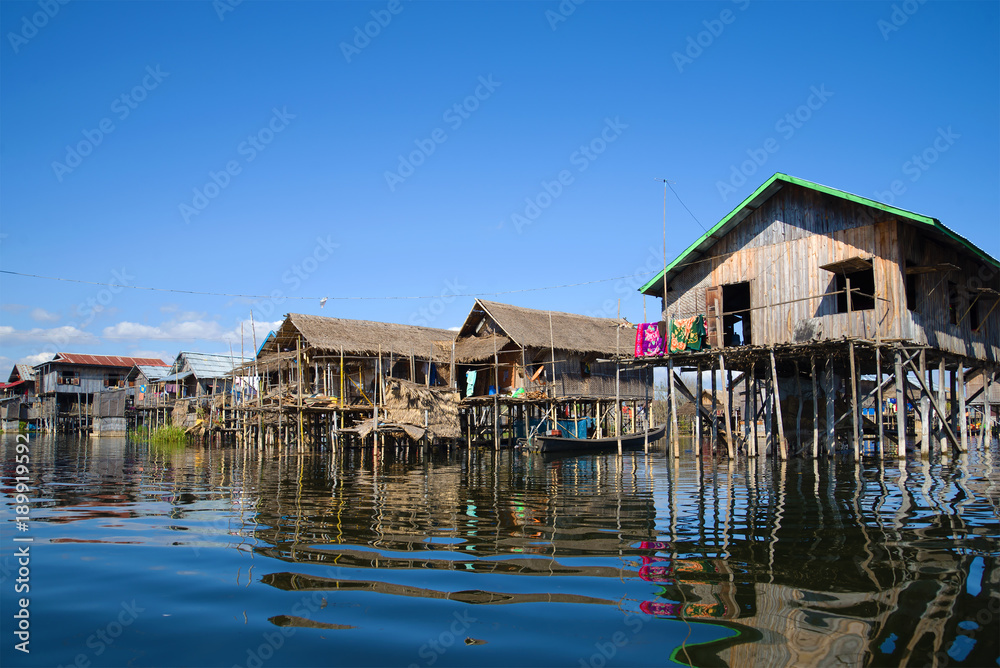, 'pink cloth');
635,323,665,357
